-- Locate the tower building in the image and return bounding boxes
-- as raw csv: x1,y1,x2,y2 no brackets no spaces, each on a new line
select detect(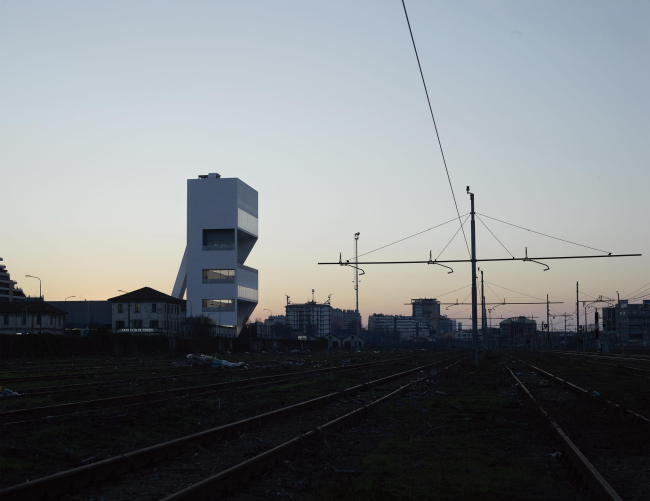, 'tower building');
172,173,258,335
